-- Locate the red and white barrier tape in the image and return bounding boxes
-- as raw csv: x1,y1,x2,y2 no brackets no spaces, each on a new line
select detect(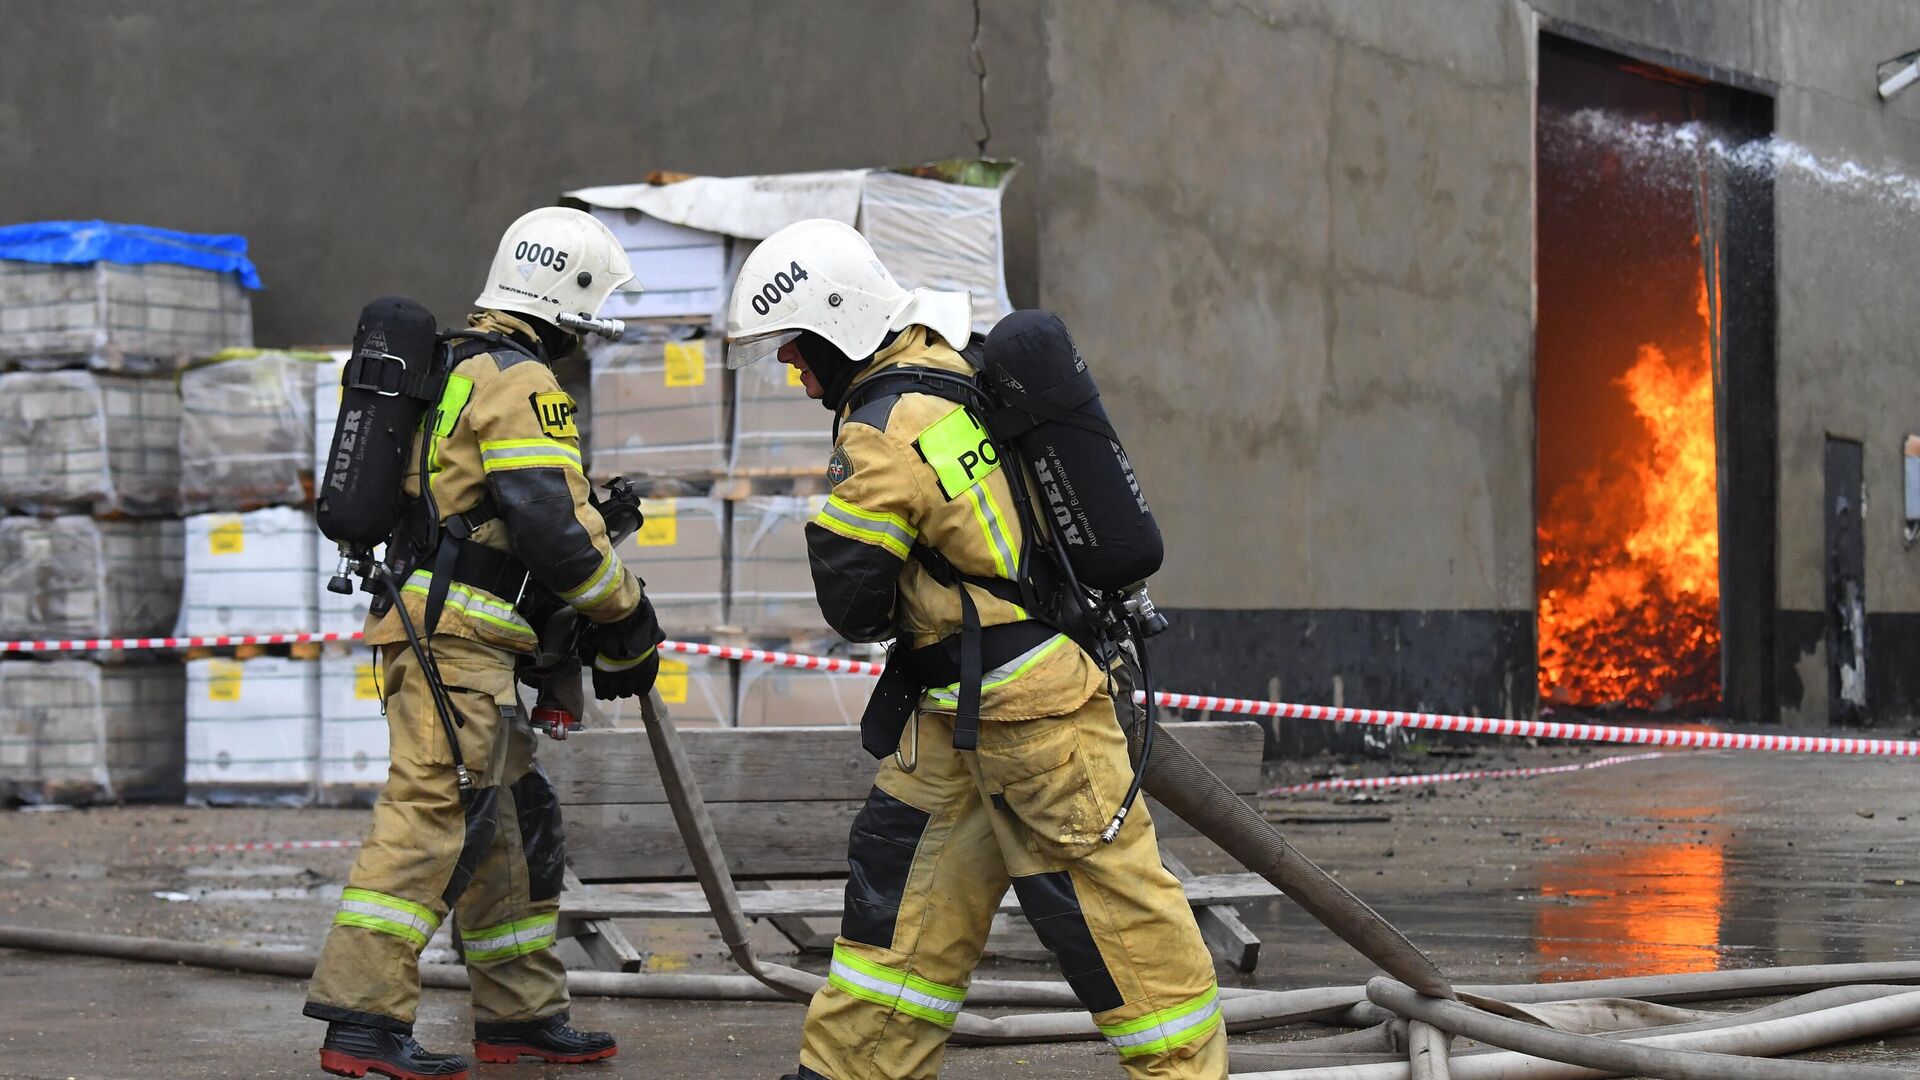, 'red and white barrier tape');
157,839,362,855
1265,751,1668,796
5,631,1918,758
